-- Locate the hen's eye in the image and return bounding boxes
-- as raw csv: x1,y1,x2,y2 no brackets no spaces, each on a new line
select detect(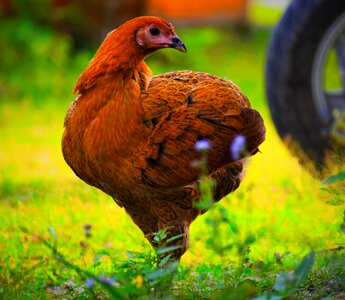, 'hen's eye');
149,27,160,36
